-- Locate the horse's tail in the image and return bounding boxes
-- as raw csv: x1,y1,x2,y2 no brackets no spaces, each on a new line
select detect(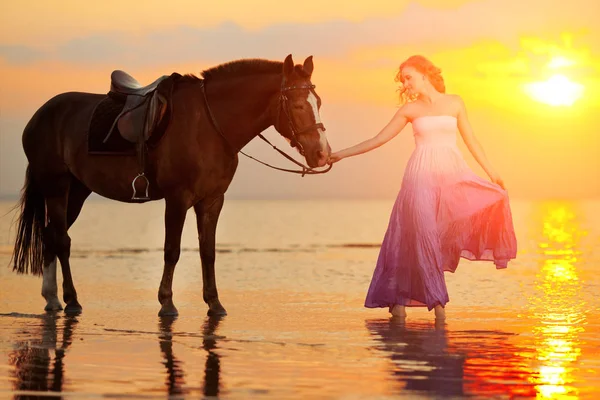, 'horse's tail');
10,165,45,276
